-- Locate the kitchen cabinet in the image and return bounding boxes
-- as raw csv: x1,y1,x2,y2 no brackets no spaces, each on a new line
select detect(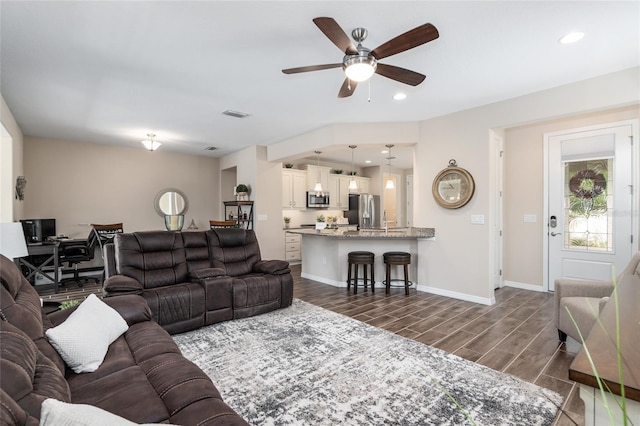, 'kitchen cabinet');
329,175,351,210
356,176,370,194
304,165,331,192
282,169,306,209
284,232,301,263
